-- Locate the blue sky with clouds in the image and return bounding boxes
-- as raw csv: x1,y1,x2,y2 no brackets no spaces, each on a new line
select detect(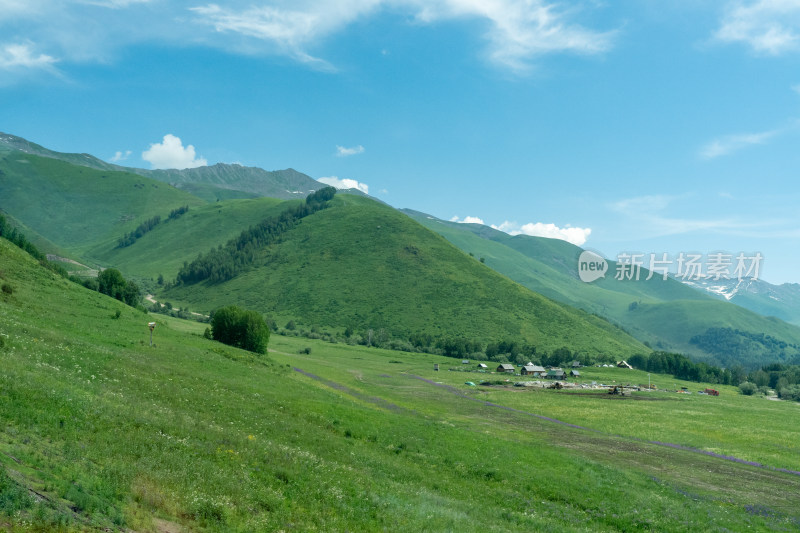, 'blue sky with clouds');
2,1,800,283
